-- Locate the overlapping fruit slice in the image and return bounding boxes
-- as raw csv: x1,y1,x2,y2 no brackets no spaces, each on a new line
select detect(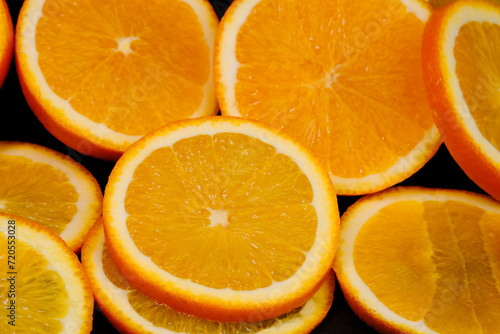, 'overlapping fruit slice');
215,0,441,195
103,116,339,322
82,219,335,334
0,141,102,252
0,212,94,333
16,0,219,160
0,0,13,88
422,0,500,200
334,186,500,334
